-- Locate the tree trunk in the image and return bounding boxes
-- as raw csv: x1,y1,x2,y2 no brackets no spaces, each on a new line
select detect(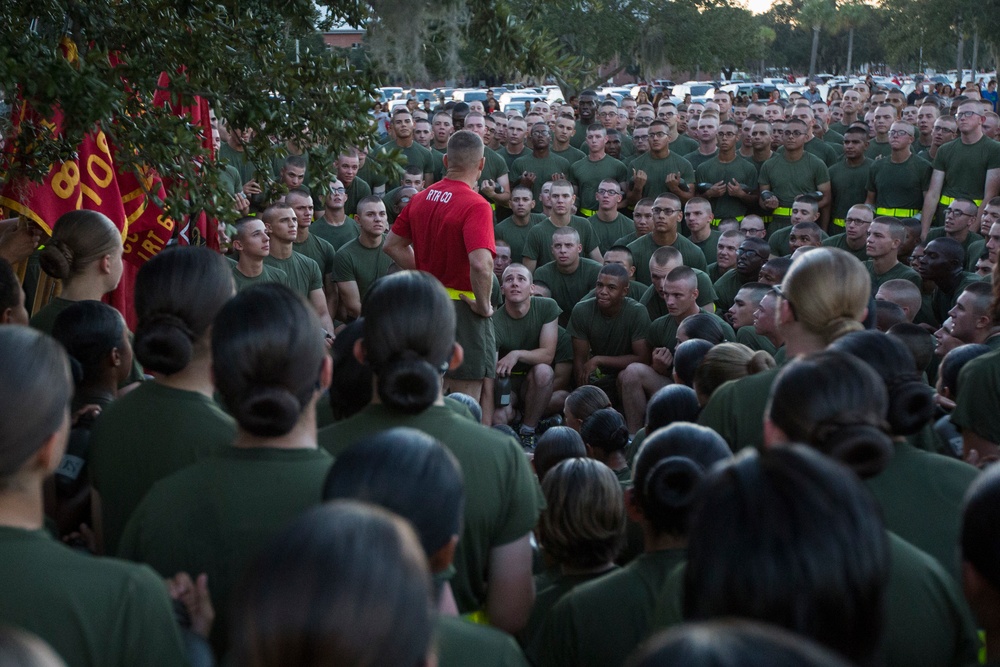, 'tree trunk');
956,18,965,85
809,25,820,78
971,30,979,78
846,27,855,73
